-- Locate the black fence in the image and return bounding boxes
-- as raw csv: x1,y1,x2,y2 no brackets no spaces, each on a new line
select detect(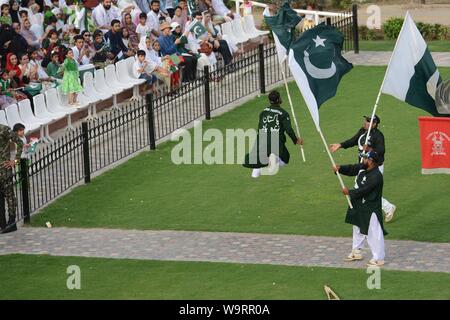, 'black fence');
2,7,359,231
327,4,359,53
